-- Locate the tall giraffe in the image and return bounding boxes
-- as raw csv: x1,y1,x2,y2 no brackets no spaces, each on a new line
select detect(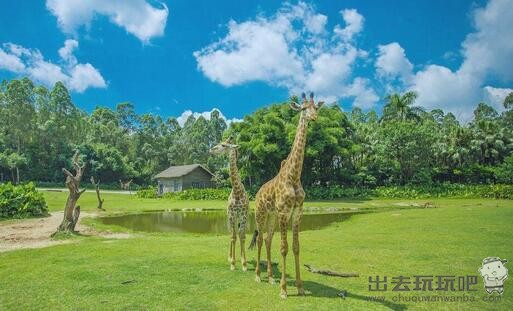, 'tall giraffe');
210,136,249,271
249,92,323,298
